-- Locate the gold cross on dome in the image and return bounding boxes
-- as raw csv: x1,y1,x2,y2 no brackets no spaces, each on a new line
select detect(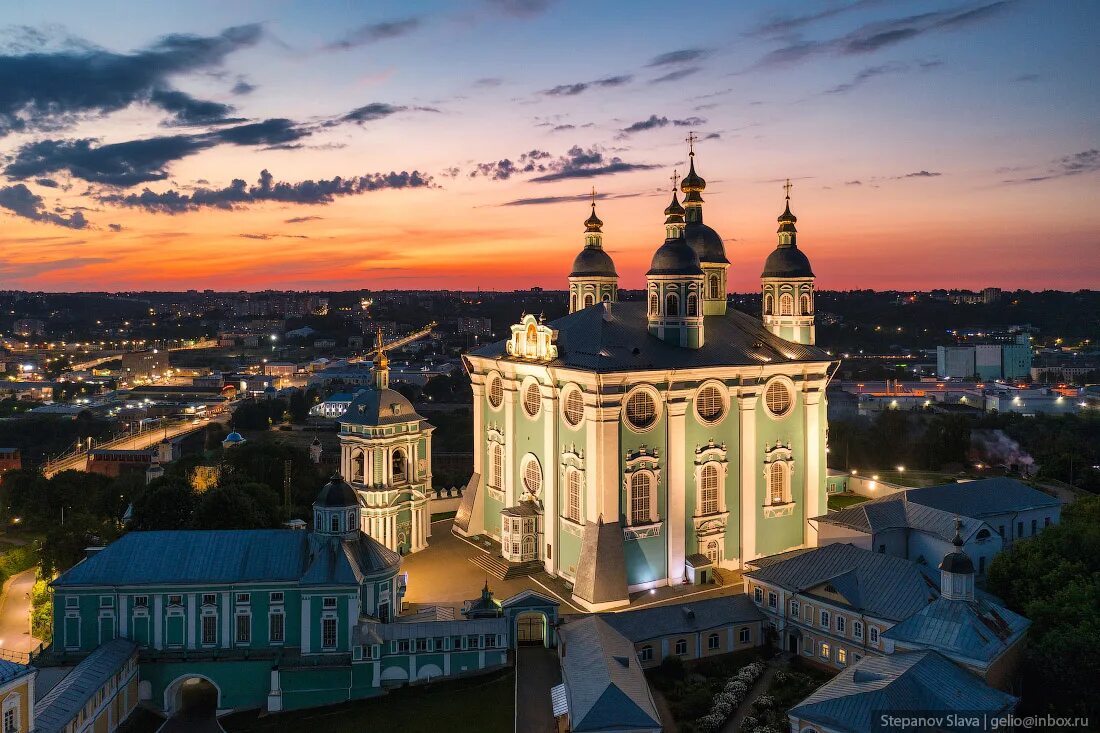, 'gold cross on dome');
670,169,680,190
686,131,698,154
784,178,793,199
590,186,597,206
